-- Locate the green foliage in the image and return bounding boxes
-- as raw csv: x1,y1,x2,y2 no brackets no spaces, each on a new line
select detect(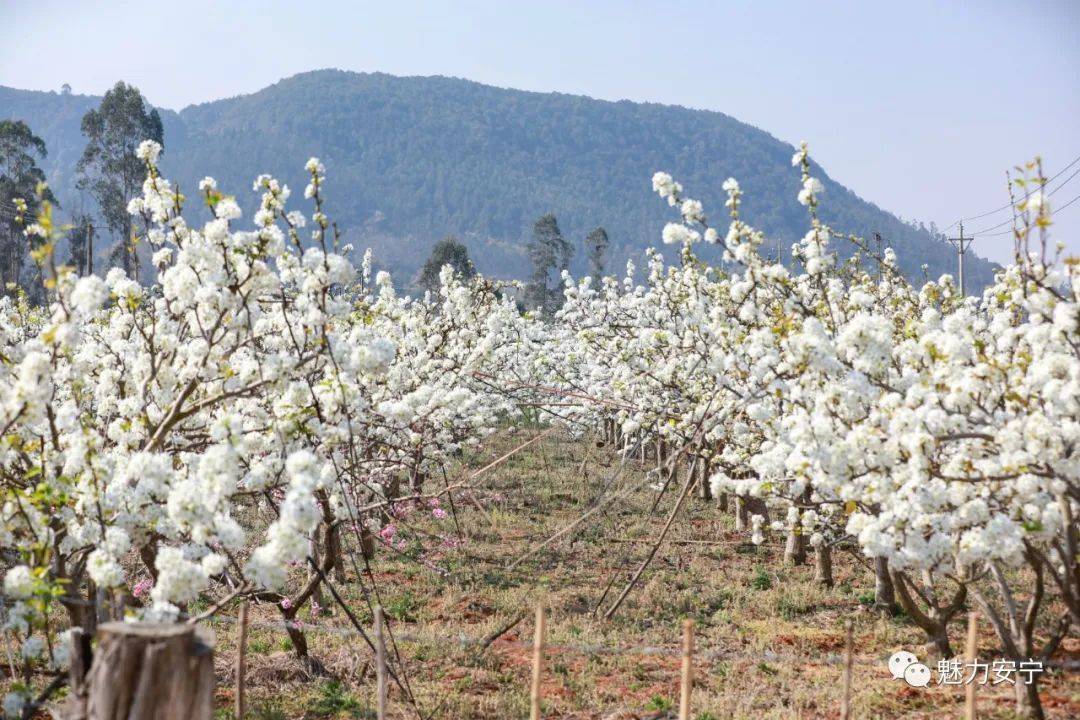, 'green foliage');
248,638,272,654
76,81,163,279
384,590,421,621
250,701,287,720
310,680,372,718
775,594,814,620
646,695,673,711
417,235,475,293
585,226,609,281
527,212,571,313
750,565,772,591
0,119,55,295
